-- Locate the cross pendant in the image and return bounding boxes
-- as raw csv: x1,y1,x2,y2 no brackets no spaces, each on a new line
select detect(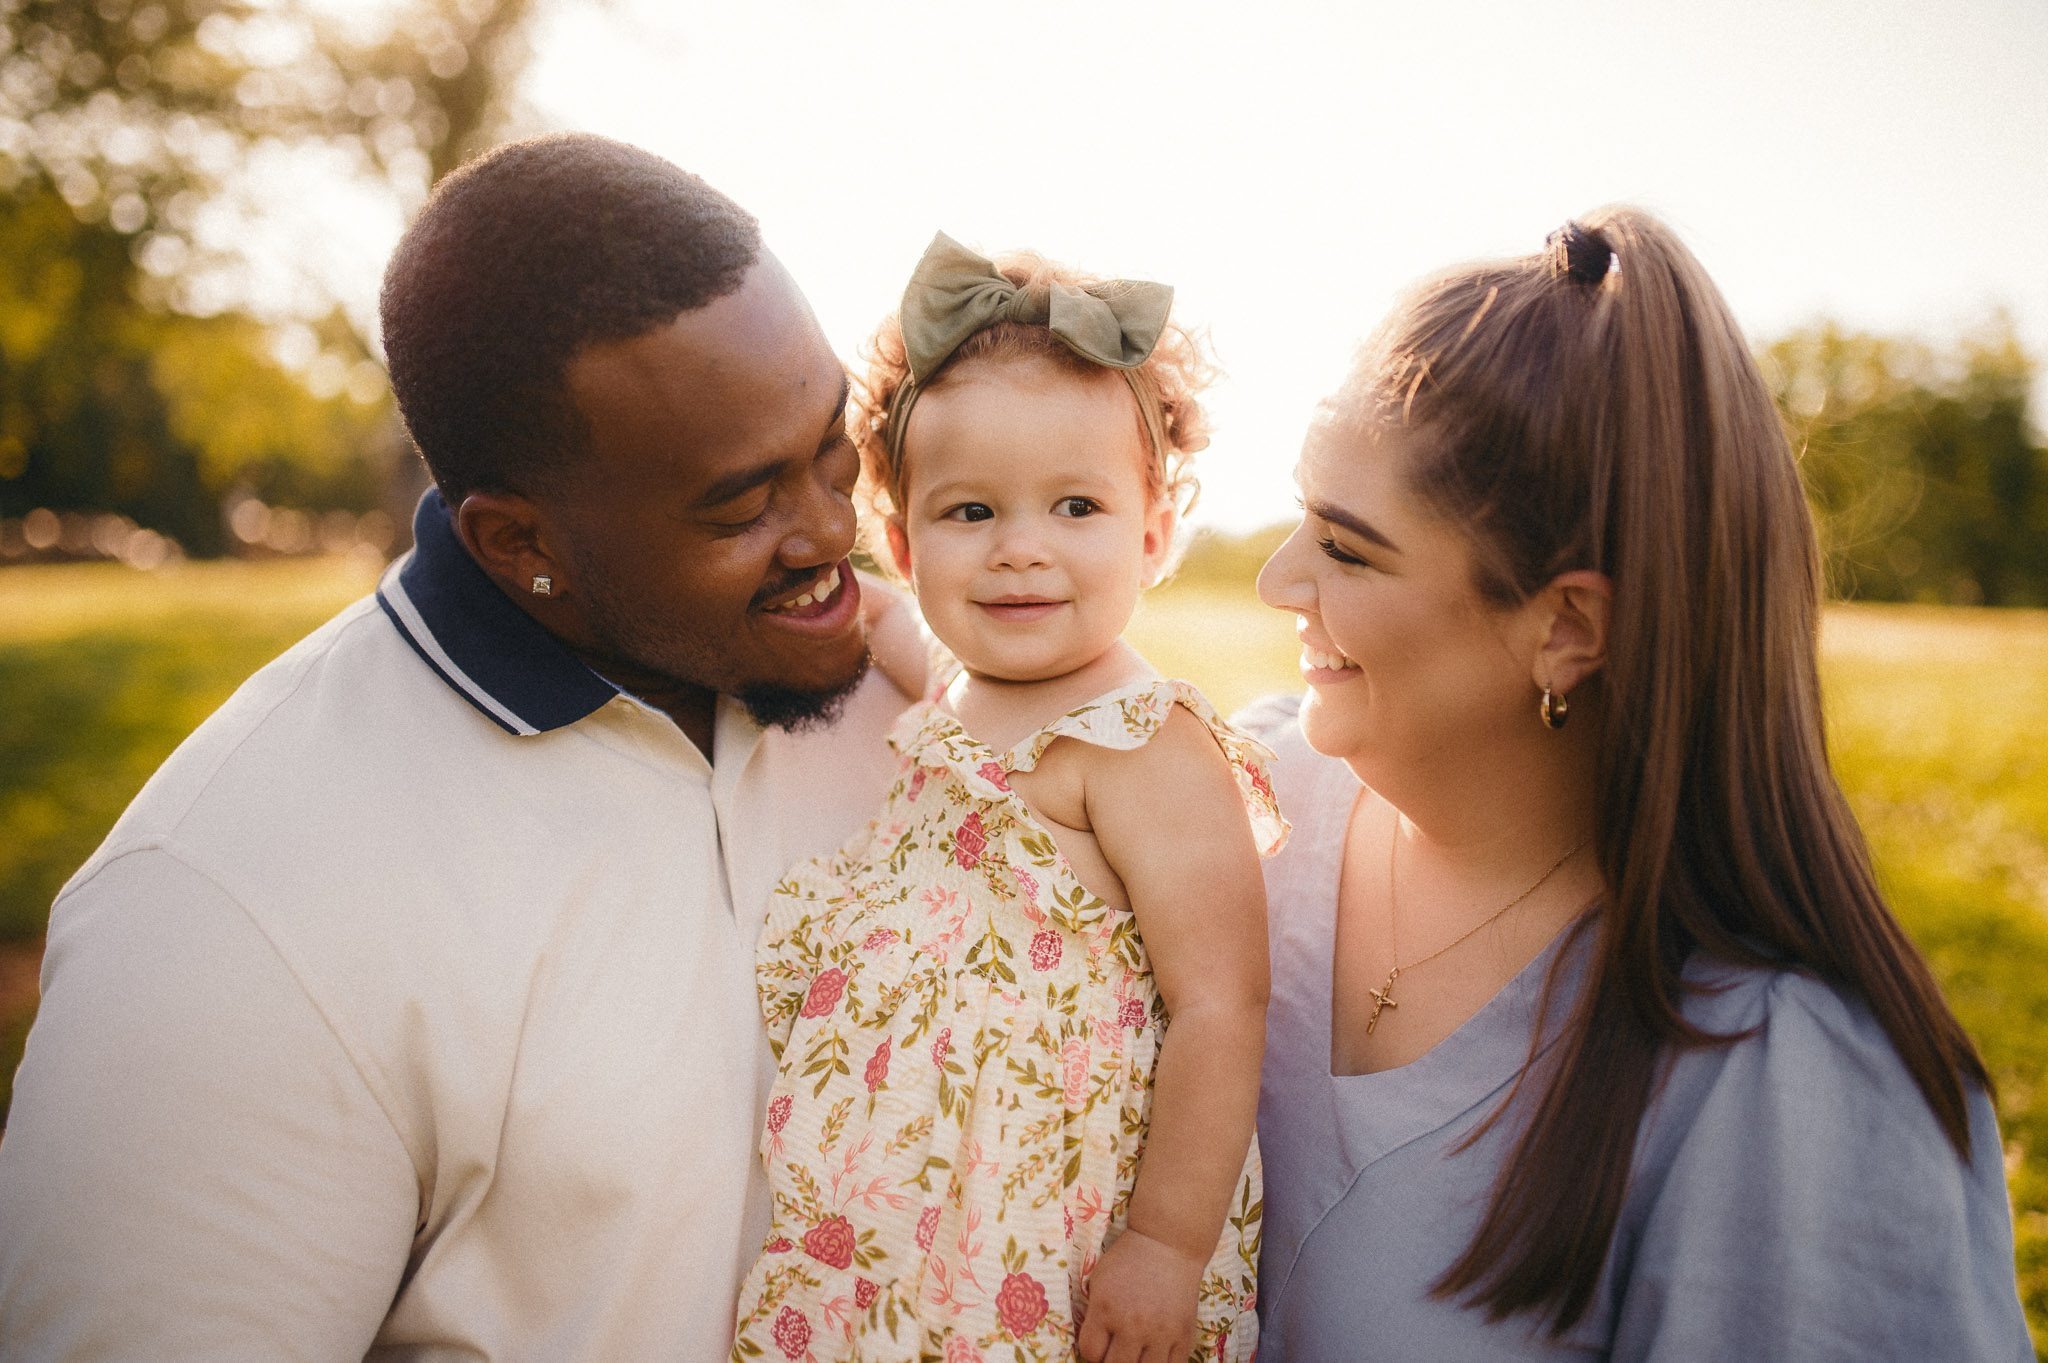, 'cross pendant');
1365,967,1400,1034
